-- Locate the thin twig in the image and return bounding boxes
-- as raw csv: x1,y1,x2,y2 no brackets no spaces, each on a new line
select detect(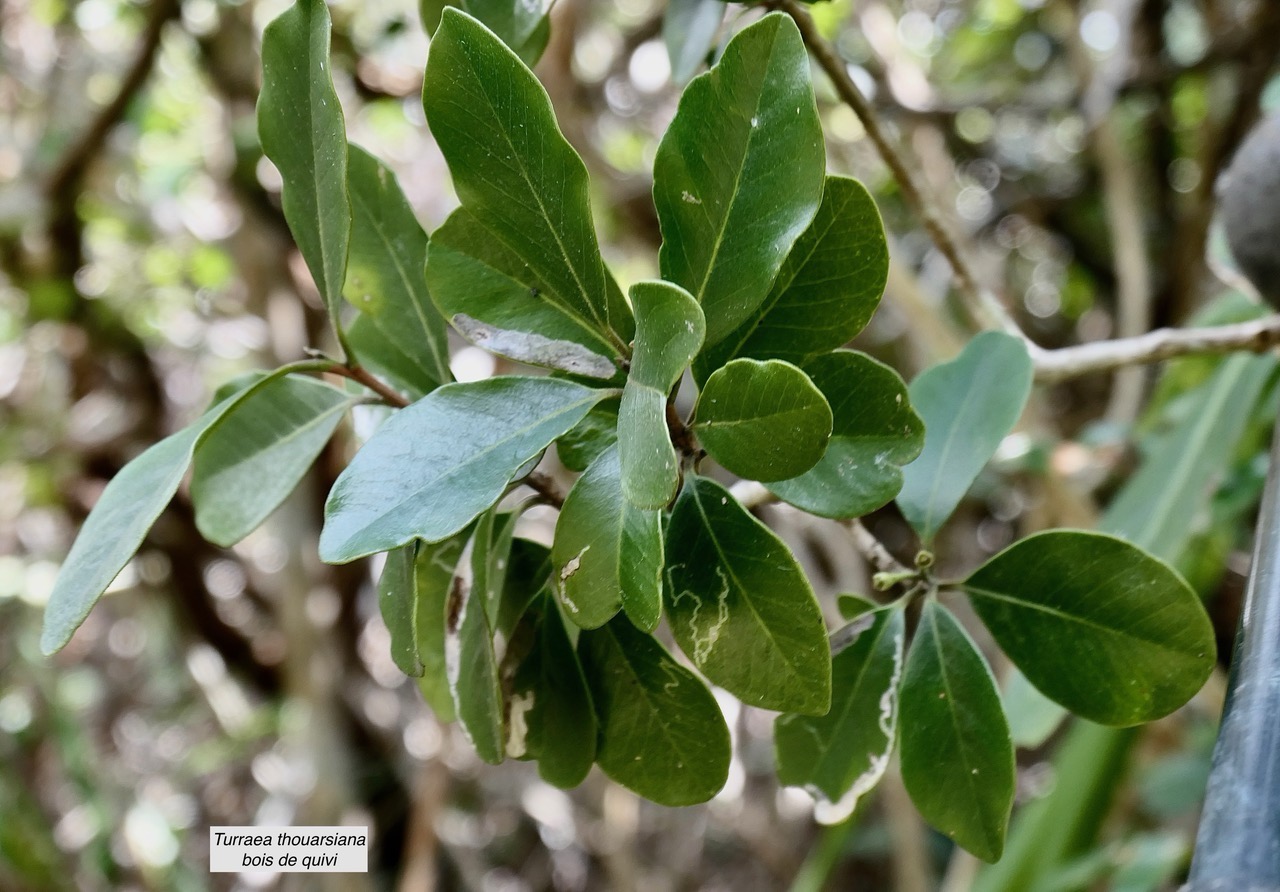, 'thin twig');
776,0,1039,351
1033,315,1280,383
325,364,411,408
845,518,910,576
524,471,567,508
